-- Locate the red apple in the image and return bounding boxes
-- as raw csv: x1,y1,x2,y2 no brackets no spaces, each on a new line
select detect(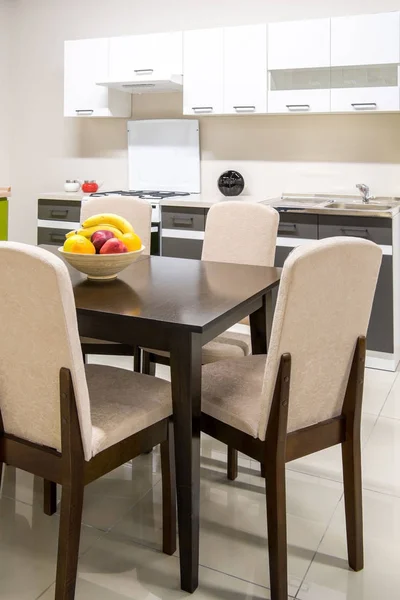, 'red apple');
91,230,115,253
99,238,128,254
